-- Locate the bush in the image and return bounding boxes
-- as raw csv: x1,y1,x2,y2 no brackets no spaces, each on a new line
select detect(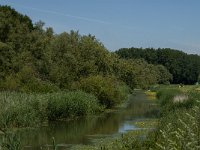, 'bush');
73,75,130,108
47,91,102,120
